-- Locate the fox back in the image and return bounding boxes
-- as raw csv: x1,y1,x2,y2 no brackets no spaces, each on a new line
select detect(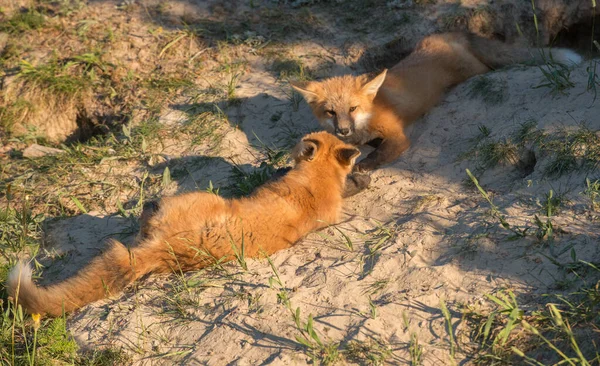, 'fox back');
7,132,360,316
